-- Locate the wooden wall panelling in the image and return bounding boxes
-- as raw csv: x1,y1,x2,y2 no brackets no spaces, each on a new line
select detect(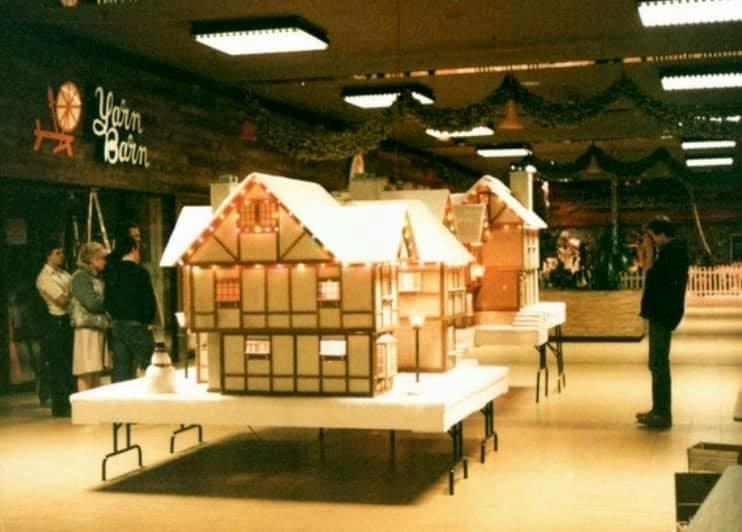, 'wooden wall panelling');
290,265,319,319
278,206,304,257
196,333,208,383
189,237,233,263
240,233,278,262
272,335,294,392
213,211,239,257
222,334,245,393
267,268,290,312
296,335,320,381
1,27,352,198
240,267,262,312
341,266,373,311
281,233,332,261
348,334,370,378
207,332,221,391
